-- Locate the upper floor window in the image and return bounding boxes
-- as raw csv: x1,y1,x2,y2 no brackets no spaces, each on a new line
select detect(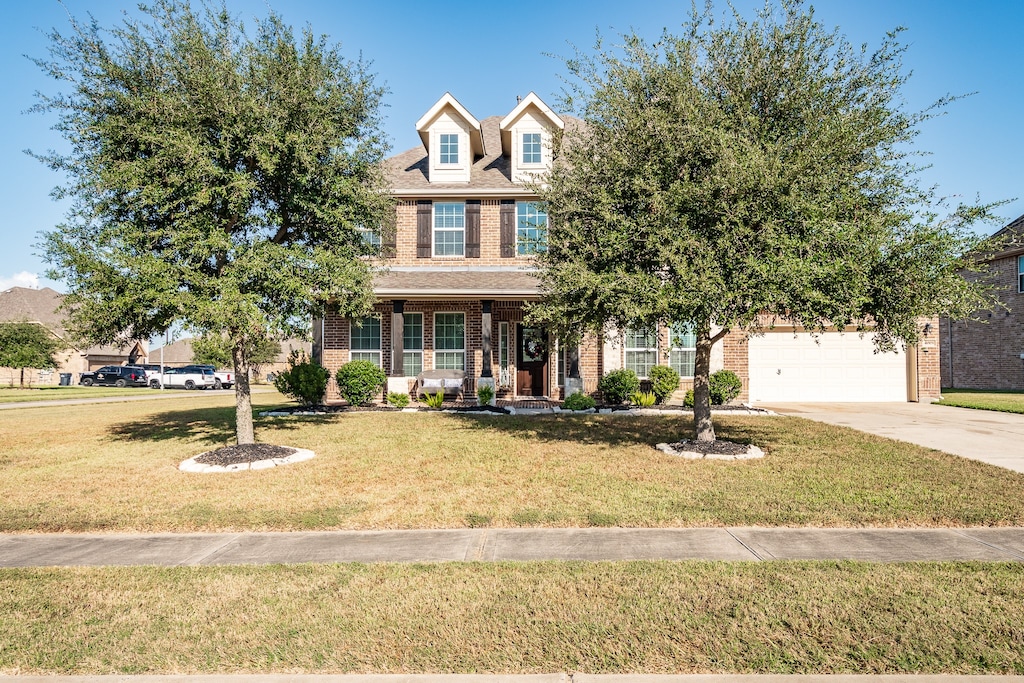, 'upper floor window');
624,328,658,379
669,322,696,378
350,316,381,367
357,225,380,253
517,202,548,255
522,132,542,164
434,202,465,257
1018,255,1023,293
439,133,459,165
